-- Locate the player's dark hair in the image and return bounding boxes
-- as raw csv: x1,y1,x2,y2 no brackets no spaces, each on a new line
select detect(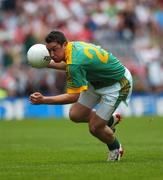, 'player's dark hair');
45,31,67,45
